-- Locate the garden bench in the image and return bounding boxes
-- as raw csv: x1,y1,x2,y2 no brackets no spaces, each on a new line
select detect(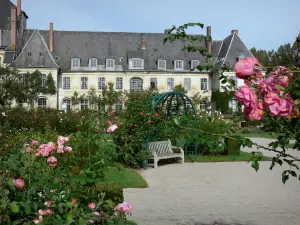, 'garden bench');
148,140,184,168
